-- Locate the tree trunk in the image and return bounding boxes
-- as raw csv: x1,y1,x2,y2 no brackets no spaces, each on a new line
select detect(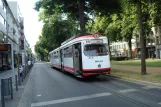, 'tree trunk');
78,0,86,35
137,0,146,75
128,38,132,59
108,39,111,57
